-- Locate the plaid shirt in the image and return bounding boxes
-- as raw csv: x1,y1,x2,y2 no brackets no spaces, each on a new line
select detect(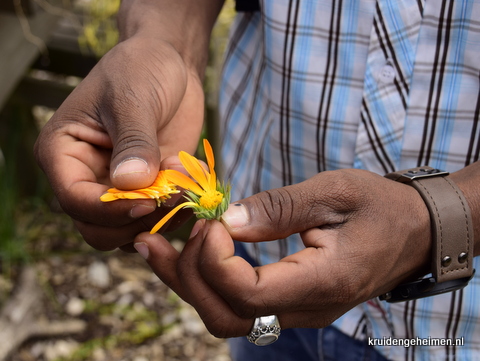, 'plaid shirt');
219,0,480,359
